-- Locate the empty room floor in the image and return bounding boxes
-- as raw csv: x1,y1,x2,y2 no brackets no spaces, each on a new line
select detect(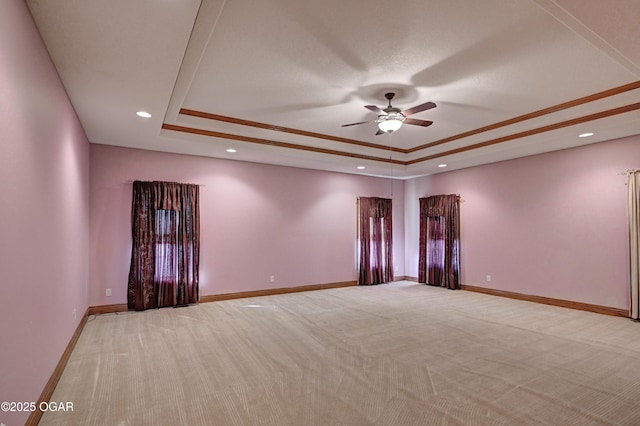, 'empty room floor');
41,282,640,425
